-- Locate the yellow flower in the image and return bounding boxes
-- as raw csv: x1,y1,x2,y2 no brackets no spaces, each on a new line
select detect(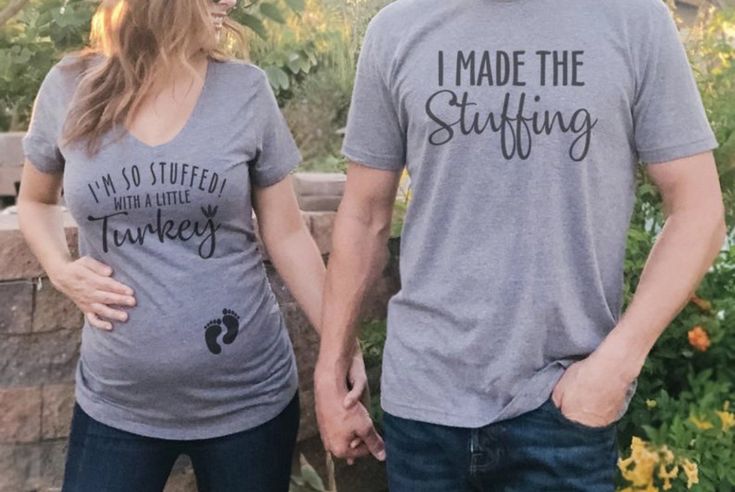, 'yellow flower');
658,463,679,490
681,459,699,489
660,445,675,464
646,399,658,409
716,410,735,431
619,437,659,487
689,415,714,430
